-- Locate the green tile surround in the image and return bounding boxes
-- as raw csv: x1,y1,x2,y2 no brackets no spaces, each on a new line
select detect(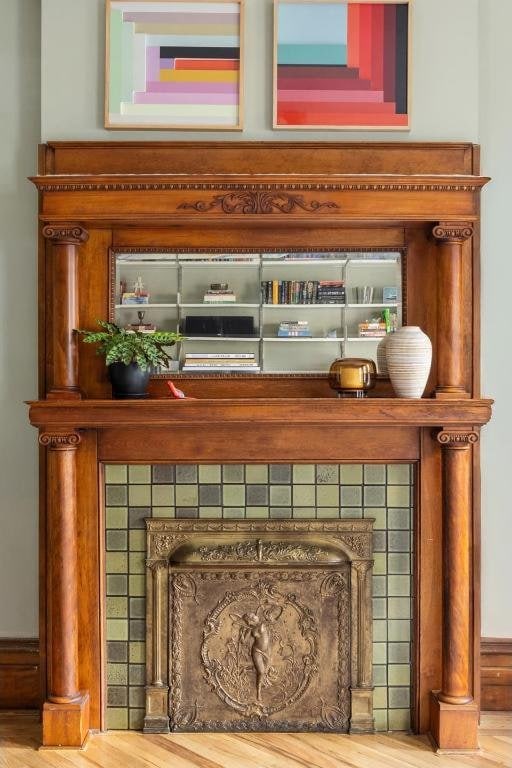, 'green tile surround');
105,463,414,733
